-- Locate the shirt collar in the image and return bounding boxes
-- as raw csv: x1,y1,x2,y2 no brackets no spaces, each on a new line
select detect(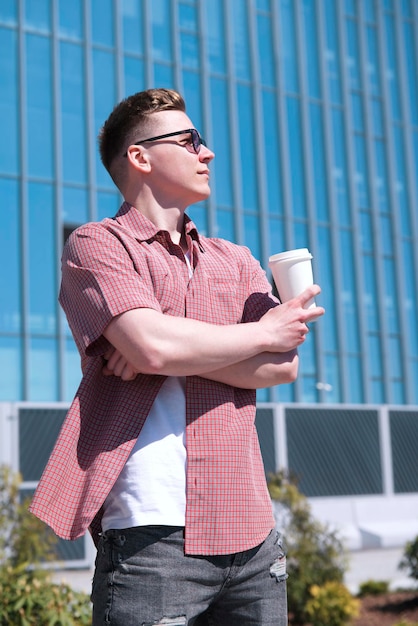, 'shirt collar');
114,201,203,249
